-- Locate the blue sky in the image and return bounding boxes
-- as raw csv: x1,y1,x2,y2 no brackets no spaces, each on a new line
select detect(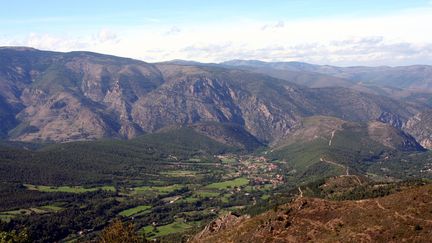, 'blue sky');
1,0,432,65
